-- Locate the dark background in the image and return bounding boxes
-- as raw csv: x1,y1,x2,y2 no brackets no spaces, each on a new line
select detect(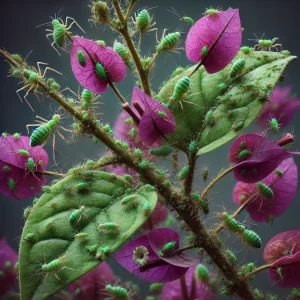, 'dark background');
1,0,300,298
